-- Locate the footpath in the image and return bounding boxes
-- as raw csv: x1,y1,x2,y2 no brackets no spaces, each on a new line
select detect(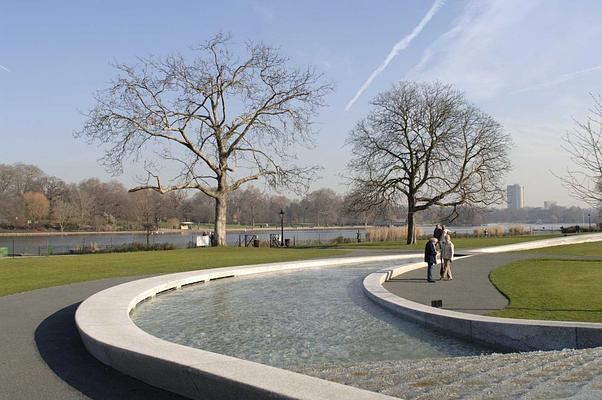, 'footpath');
0,277,188,400
383,251,602,315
